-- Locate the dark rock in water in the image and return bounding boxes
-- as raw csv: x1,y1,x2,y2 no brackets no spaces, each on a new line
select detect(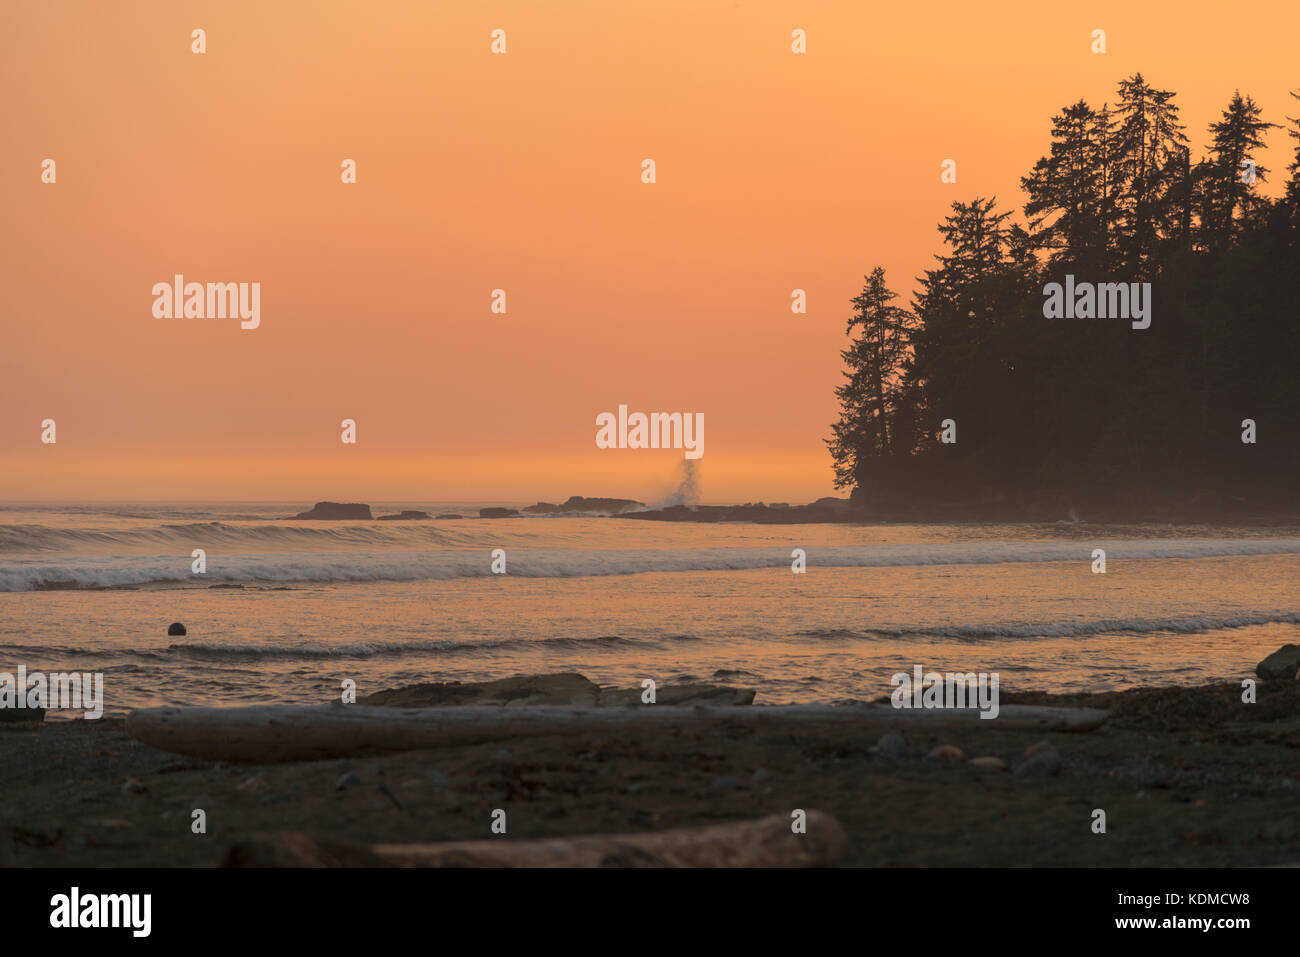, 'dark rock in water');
522,496,645,515
479,507,521,518
1257,645,1300,681
168,622,187,636
360,673,601,708
288,502,373,520
356,673,756,709
376,510,431,521
434,513,463,520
